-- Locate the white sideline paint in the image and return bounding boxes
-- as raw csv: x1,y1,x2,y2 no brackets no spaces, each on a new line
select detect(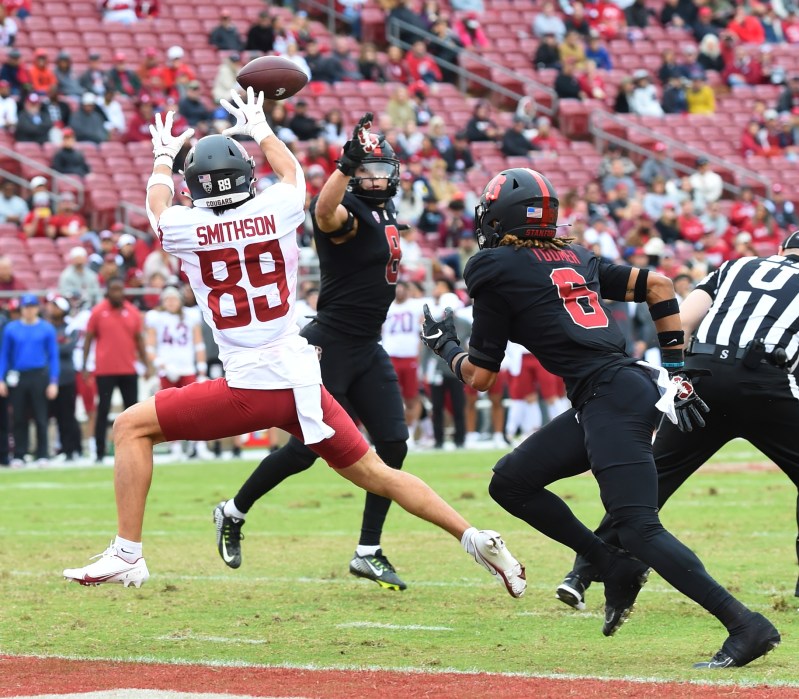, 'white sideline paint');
156,634,266,645
10,694,287,699
4,653,799,690
336,622,453,631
